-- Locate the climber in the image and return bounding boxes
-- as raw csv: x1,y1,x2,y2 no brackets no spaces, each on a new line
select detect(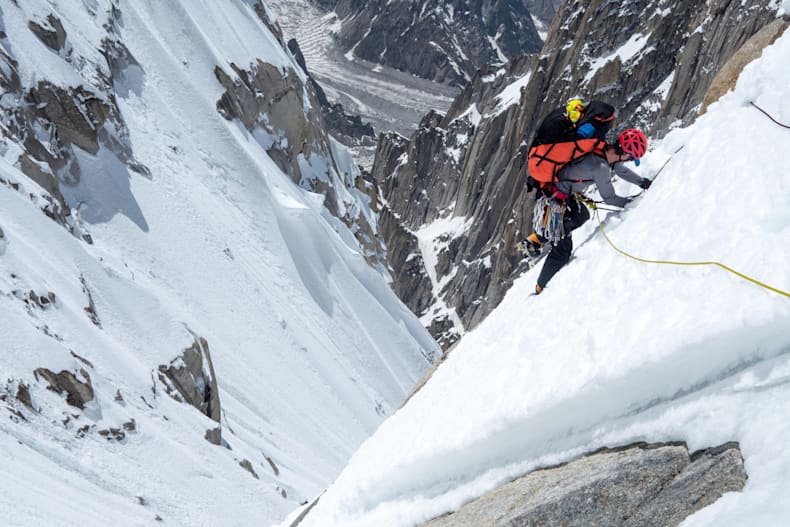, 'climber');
522,128,652,295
